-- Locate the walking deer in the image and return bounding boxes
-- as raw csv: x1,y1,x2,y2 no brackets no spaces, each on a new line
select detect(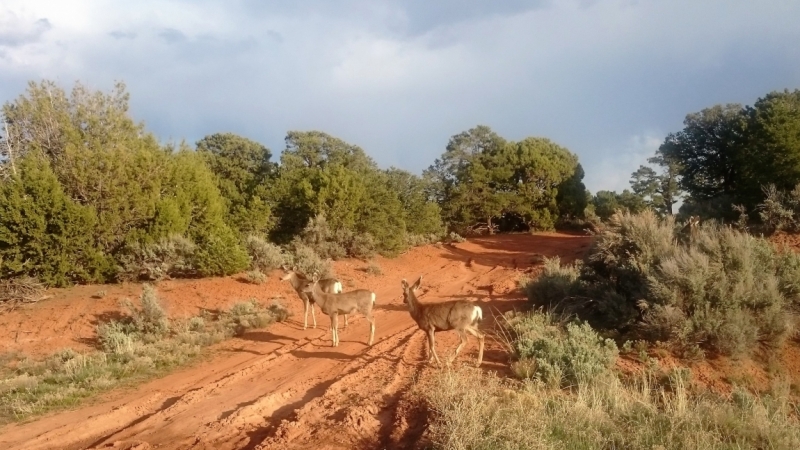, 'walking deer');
401,276,485,367
280,268,346,330
297,274,376,347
